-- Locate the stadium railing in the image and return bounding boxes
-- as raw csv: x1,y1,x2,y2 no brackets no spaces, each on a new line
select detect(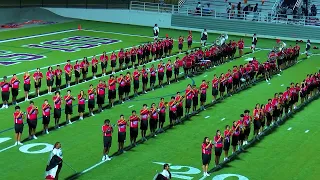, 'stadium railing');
130,1,179,13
